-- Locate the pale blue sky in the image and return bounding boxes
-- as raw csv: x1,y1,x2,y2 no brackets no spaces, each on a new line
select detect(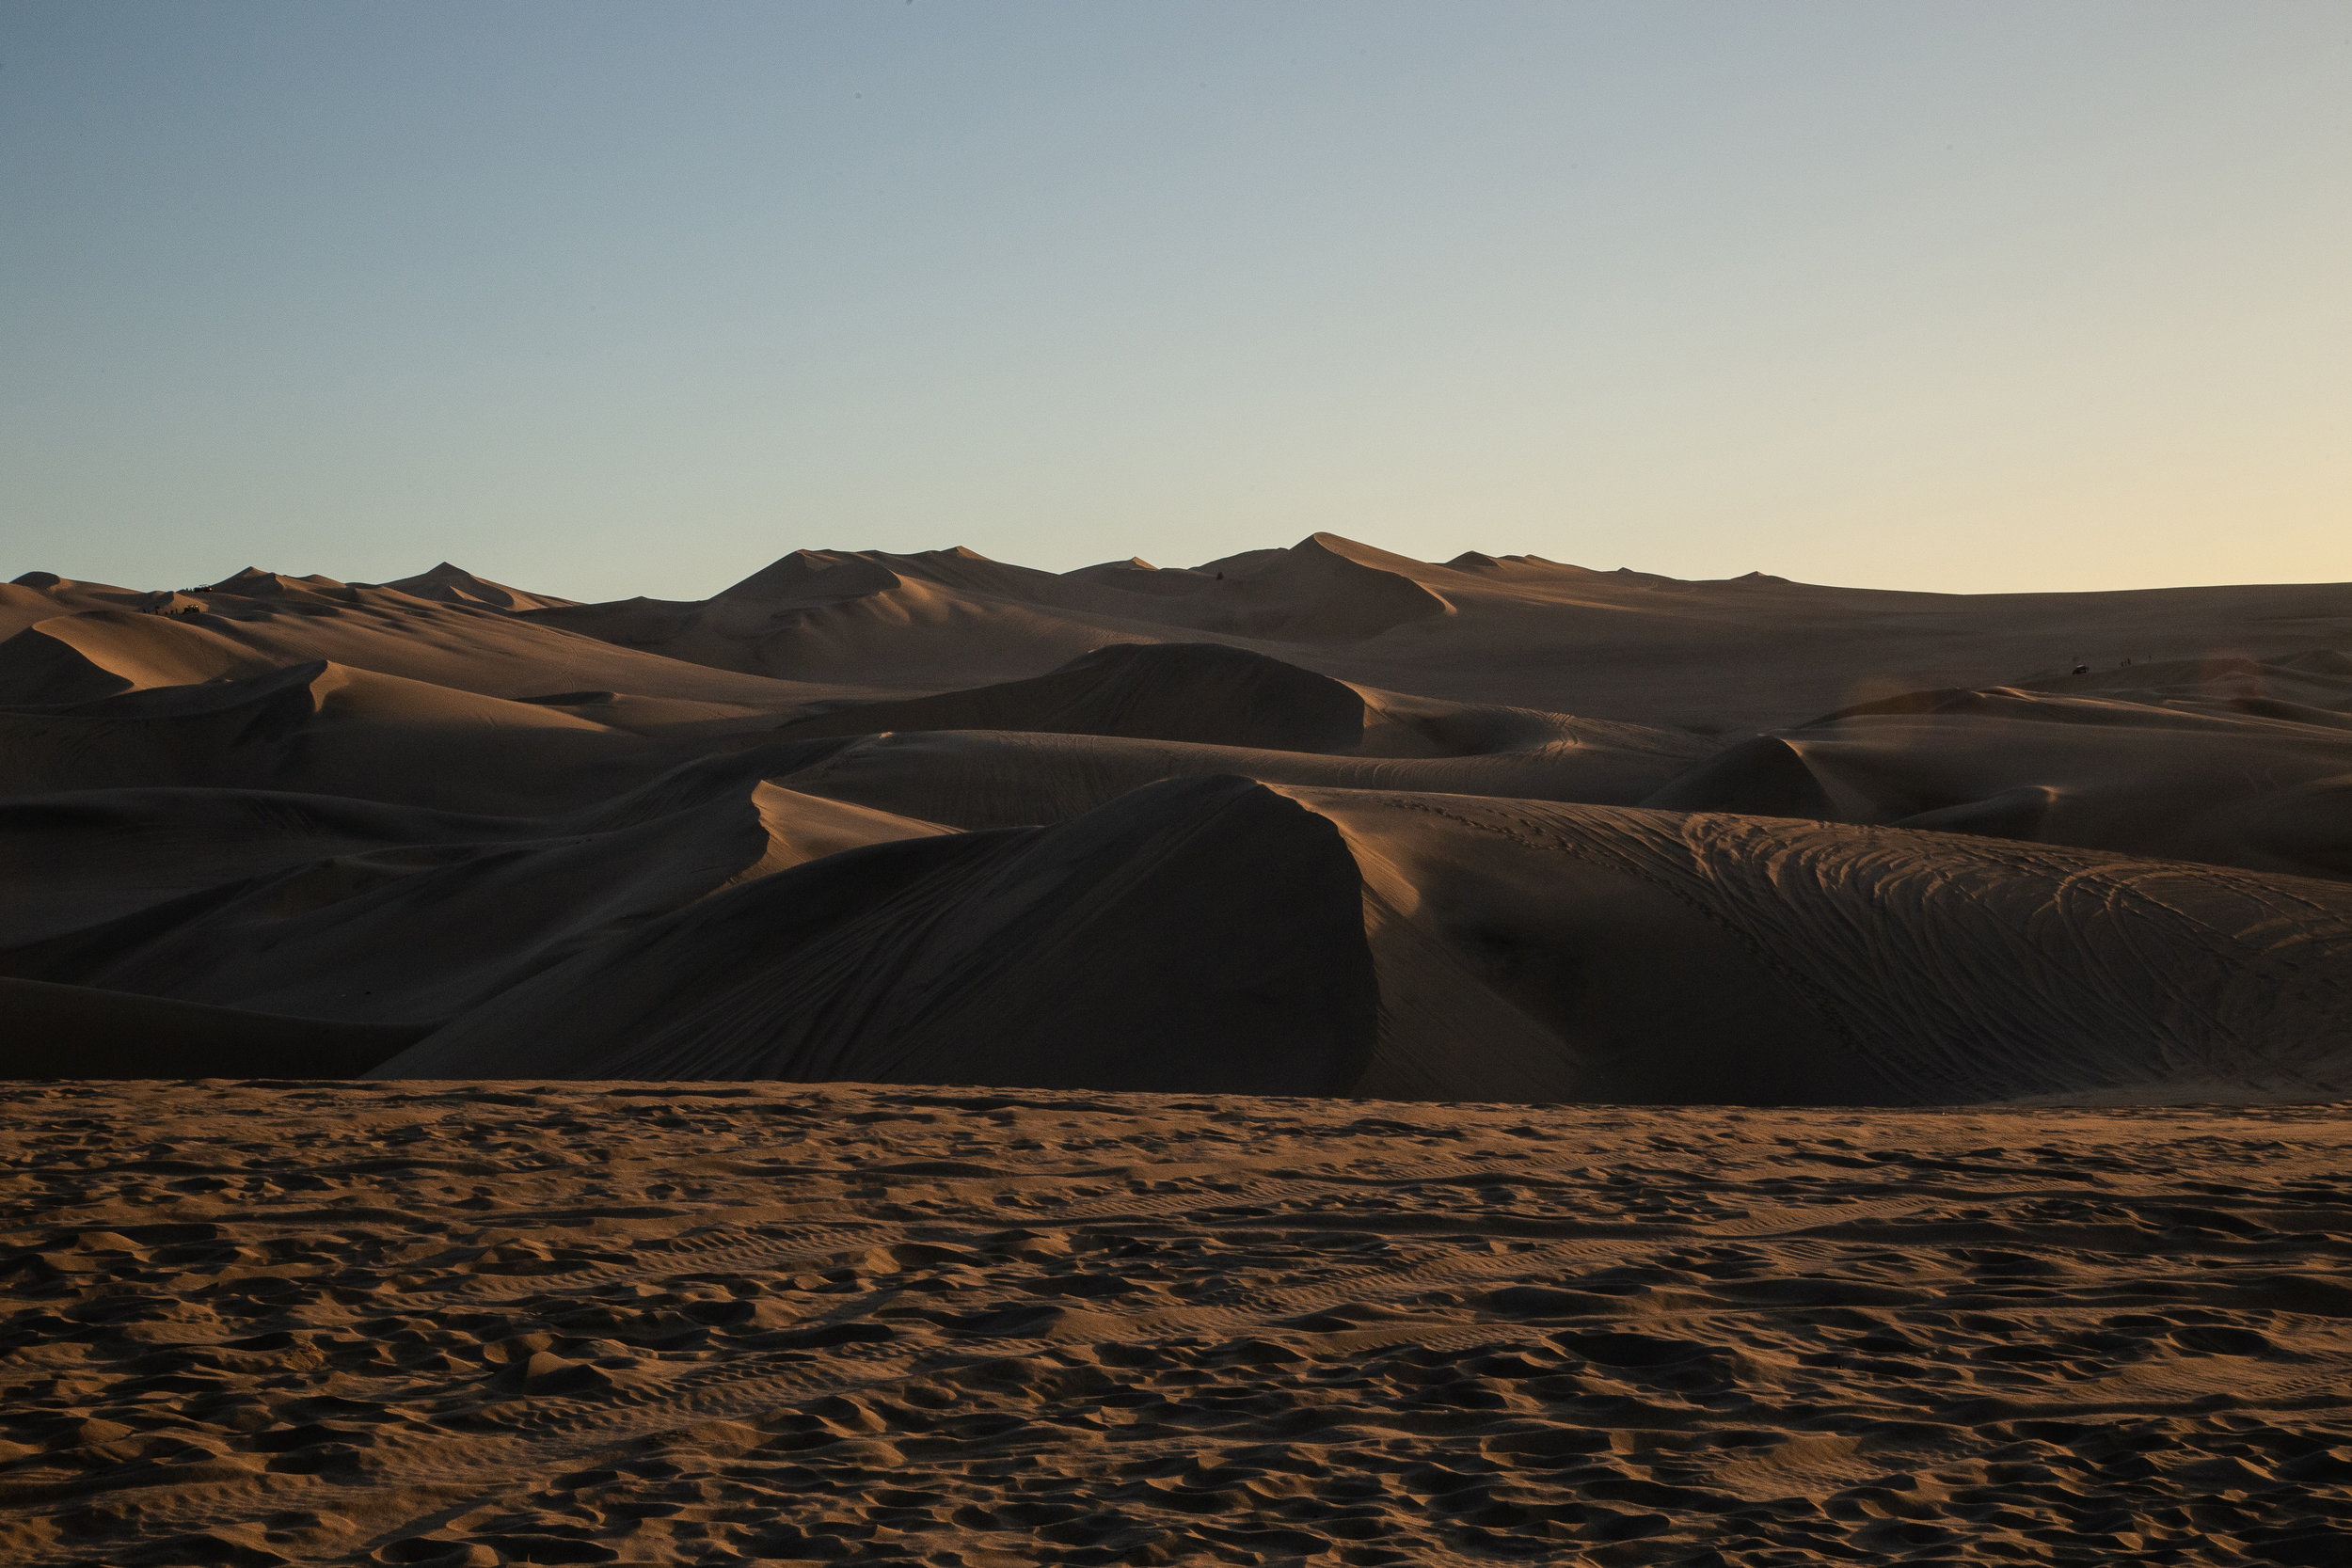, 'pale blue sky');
4,1,2346,600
